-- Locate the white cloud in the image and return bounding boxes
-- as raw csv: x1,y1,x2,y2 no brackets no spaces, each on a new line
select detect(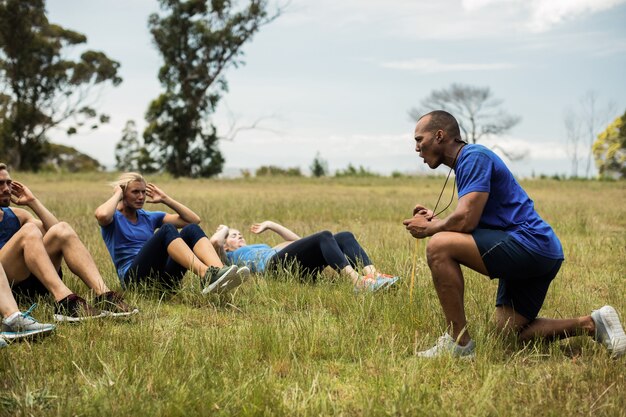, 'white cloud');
279,0,626,39
462,0,626,32
381,58,515,73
